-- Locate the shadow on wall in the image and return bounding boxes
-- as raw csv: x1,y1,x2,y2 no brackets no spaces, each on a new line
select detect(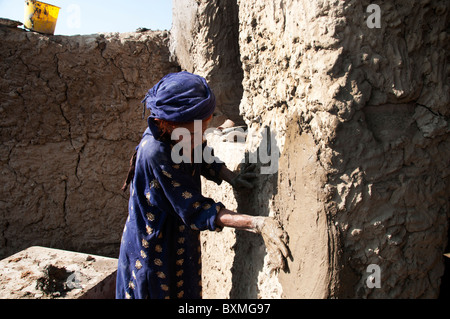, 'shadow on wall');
229,127,281,298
